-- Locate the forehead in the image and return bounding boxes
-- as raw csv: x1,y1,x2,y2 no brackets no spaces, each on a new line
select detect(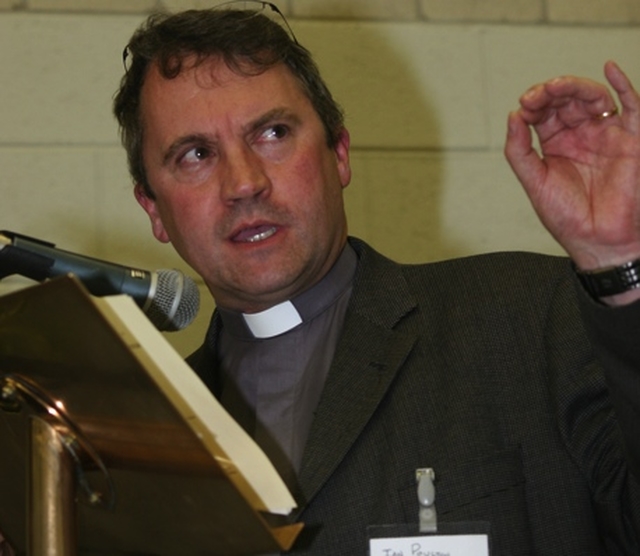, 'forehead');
140,57,311,117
